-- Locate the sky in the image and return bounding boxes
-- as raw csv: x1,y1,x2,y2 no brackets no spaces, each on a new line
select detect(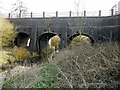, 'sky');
0,0,120,13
